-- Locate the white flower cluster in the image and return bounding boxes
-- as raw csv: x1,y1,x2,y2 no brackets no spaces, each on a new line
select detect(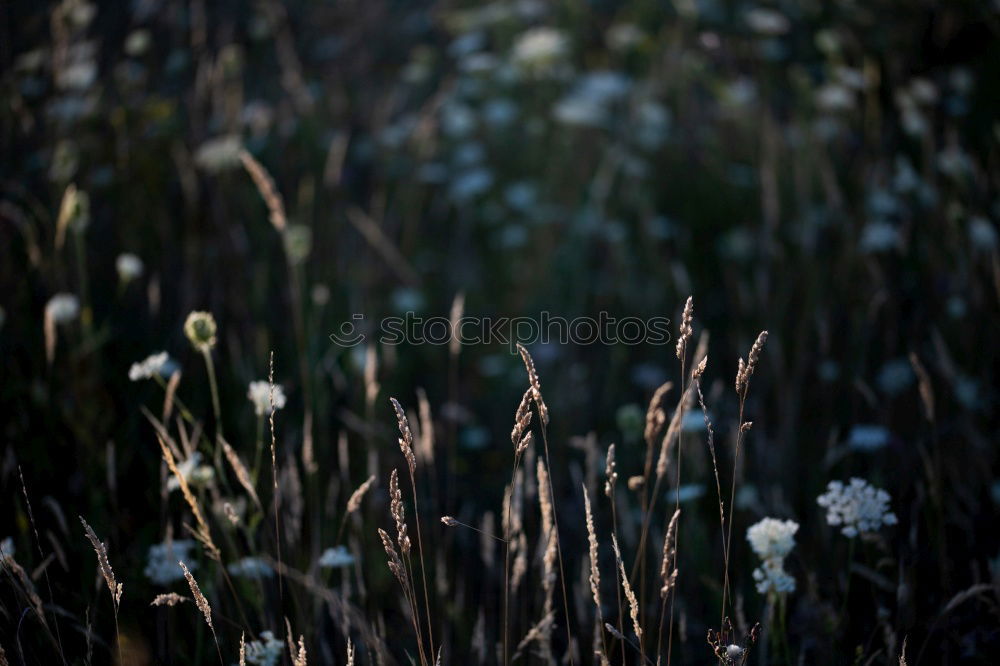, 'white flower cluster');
247,381,287,416
746,517,798,596
510,27,568,72
817,478,897,538
244,631,284,666
115,253,144,282
166,452,214,492
46,293,80,324
752,559,796,596
128,352,170,381
227,557,274,579
0,536,14,559
144,539,196,585
318,545,355,569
